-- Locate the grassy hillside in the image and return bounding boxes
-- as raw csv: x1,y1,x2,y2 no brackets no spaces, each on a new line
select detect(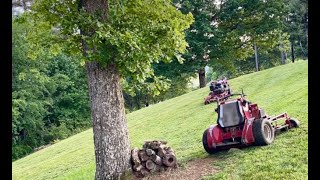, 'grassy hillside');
12,60,308,180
